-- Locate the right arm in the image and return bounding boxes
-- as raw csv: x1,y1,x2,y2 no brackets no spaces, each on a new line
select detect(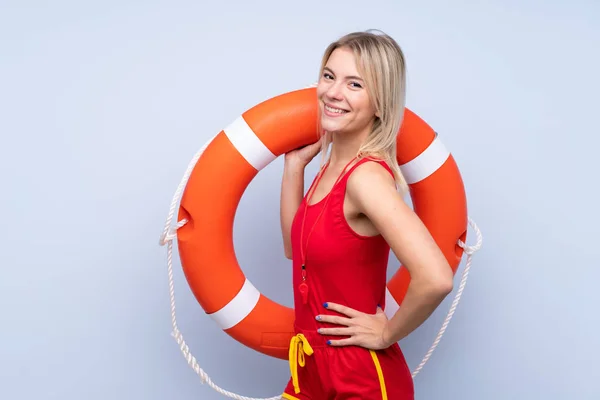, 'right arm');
279,140,322,260
280,161,305,259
